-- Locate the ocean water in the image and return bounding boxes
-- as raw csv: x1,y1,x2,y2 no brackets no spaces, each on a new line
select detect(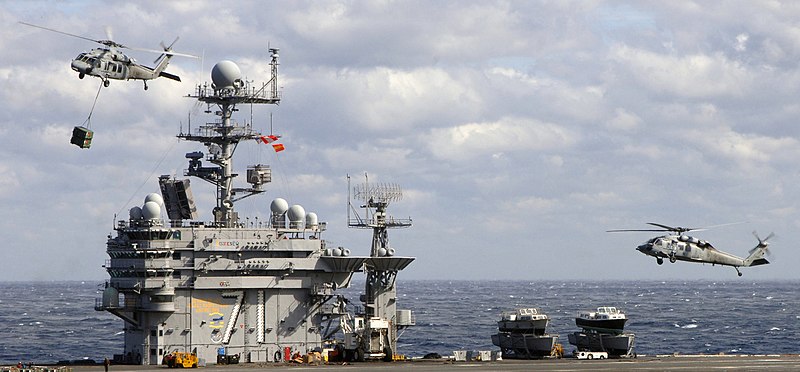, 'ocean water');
1,280,798,364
